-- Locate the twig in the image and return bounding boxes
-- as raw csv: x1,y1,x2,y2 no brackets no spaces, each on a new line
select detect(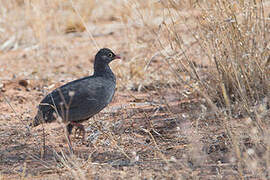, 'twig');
0,91,31,133
69,0,100,50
